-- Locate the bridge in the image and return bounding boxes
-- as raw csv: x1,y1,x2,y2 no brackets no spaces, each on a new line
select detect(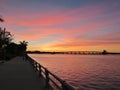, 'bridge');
51,51,102,55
